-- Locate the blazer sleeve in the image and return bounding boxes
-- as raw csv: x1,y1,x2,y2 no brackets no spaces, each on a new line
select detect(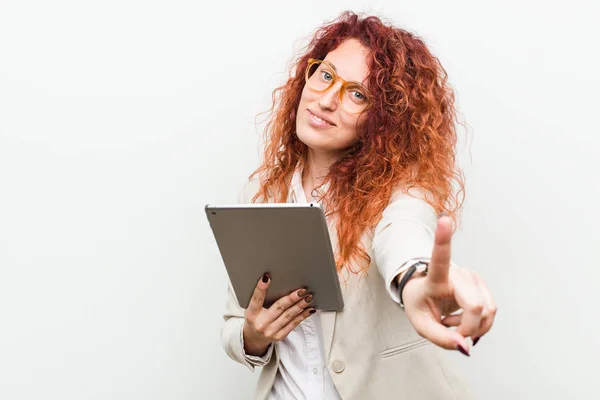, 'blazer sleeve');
372,188,439,304
219,178,274,371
